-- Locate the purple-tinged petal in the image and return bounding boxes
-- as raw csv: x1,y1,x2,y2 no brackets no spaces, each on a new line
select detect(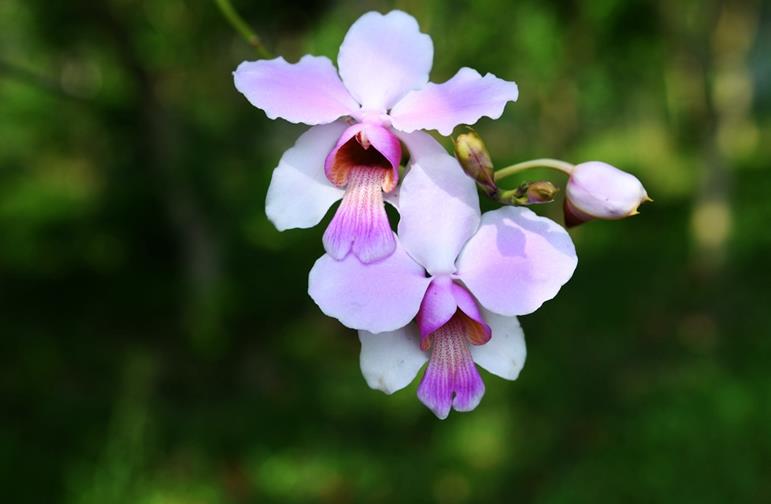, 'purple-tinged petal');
451,283,491,344
324,123,401,190
390,68,519,136
322,166,395,263
308,239,431,333
233,56,358,125
338,11,433,111
470,309,526,381
416,277,457,345
396,131,480,275
456,207,577,317
265,123,347,231
359,325,427,394
417,315,485,419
